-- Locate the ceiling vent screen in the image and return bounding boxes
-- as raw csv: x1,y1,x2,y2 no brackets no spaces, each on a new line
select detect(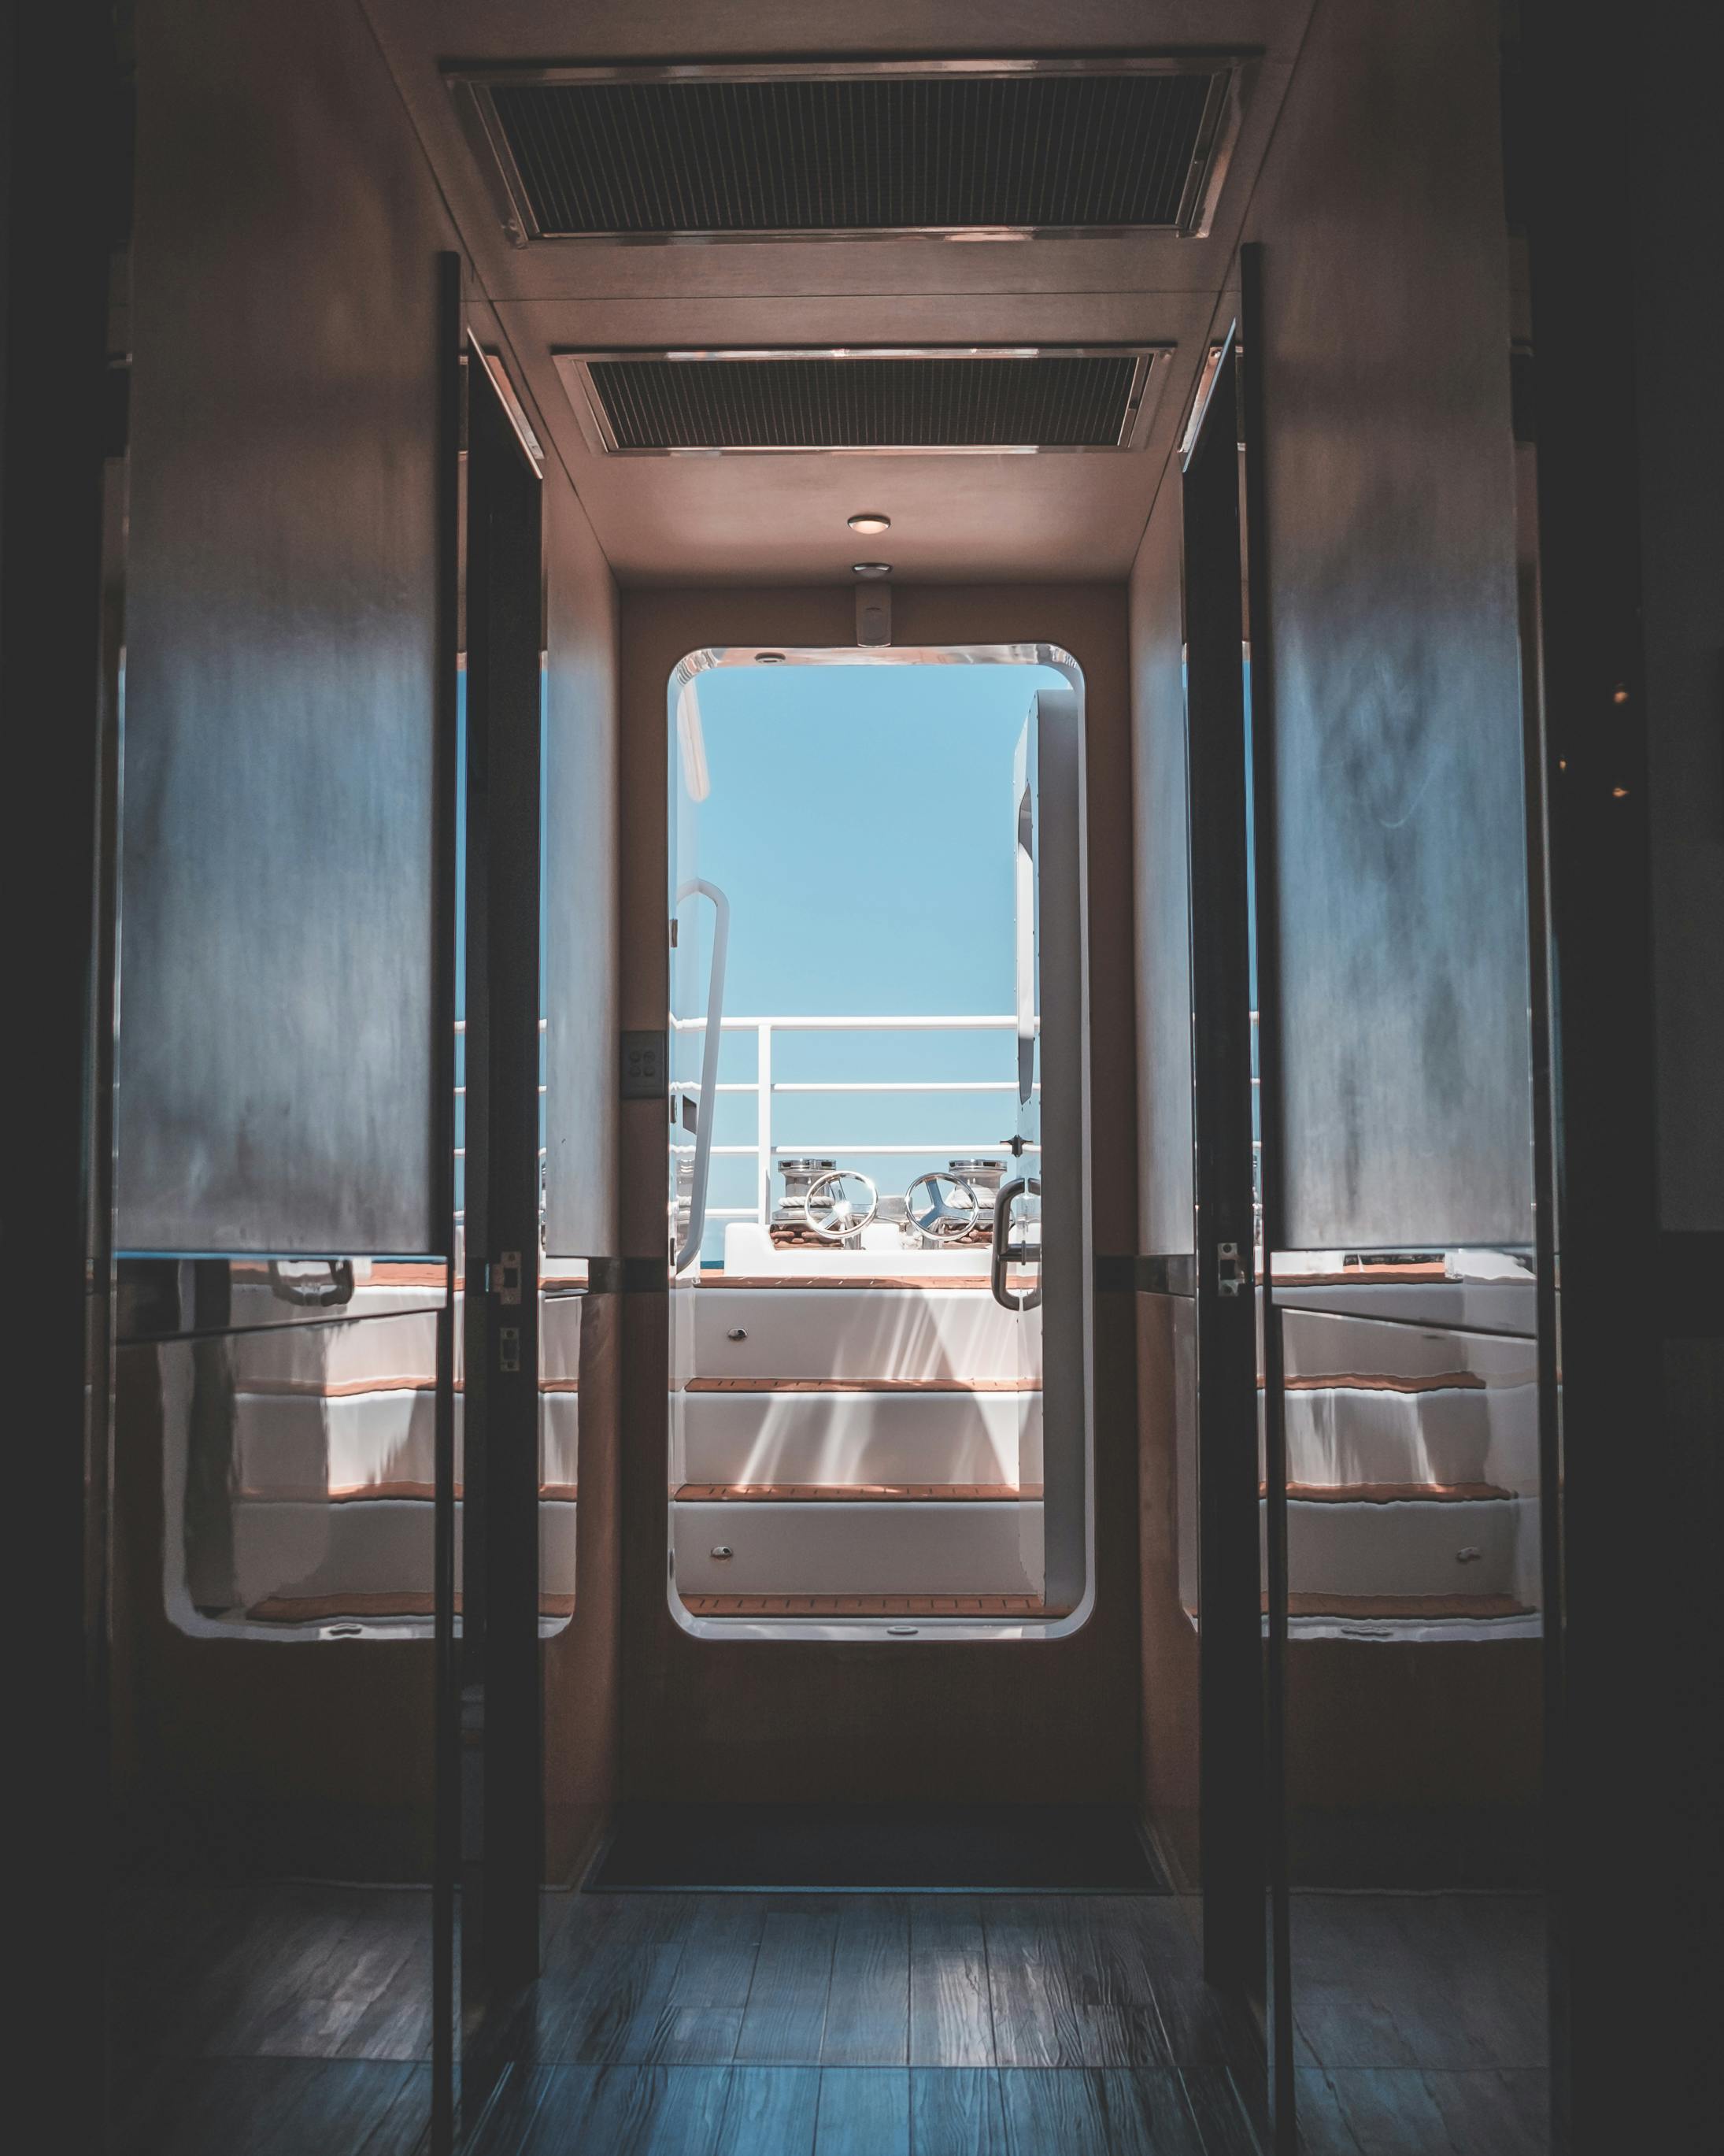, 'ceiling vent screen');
553,348,1171,456
449,61,1241,243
